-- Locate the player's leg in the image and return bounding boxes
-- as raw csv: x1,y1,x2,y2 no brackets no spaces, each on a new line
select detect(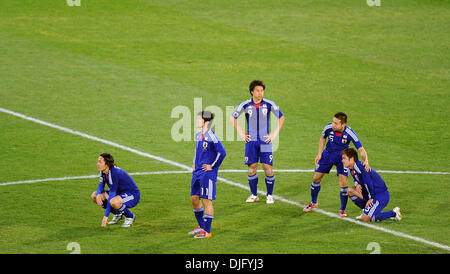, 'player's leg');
91,191,108,208
246,162,260,202
304,151,332,212
262,162,275,204
338,174,349,217
195,198,213,238
110,193,138,227
347,187,367,210
194,175,216,238
303,172,326,212
336,156,350,217
245,142,260,202
189,177,204,234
